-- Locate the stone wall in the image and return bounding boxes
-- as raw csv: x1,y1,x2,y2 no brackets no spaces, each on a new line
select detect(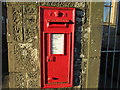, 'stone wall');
6,2,89,88
7,3,40,88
